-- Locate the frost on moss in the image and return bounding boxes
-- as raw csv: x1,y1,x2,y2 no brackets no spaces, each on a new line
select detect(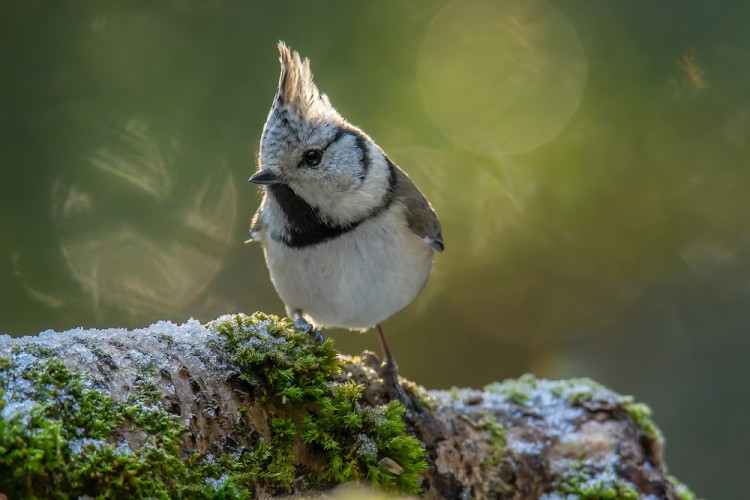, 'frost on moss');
543,462,639,500
3,314,688,499
0,313,428,497
210,312,341,404
484,372,539,405
485,374,662,442
0,355,186,498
